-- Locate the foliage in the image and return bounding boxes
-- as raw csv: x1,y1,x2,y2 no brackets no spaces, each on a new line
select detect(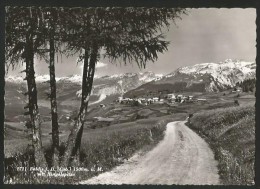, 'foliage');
5,6,186,169
58,7,186,166
6,6,49,168
60,7,186,68
5,7,49,71
234,100,239,106
236,78,256,92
